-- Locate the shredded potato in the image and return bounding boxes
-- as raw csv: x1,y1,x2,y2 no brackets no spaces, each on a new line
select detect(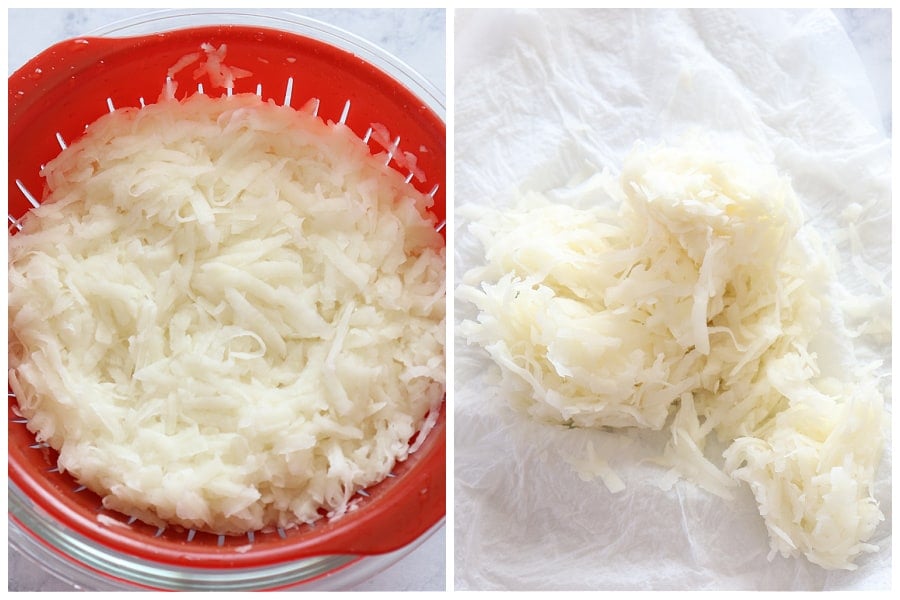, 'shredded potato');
8,92,445,535
457,142,885,569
